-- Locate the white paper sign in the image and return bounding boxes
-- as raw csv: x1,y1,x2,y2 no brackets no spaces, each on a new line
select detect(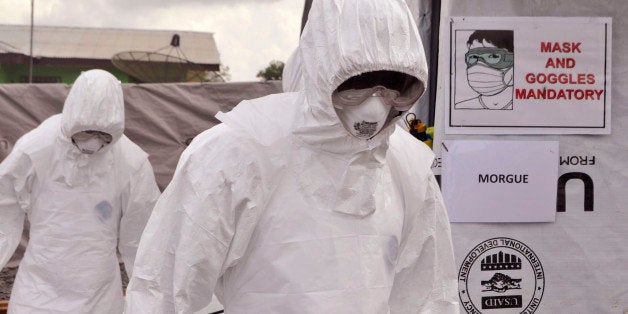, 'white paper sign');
445,17,612,134
441,140,559,222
